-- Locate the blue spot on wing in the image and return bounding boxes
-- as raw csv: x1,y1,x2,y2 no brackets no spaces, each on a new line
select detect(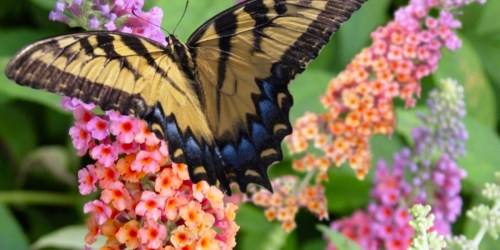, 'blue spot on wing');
222,144,238,166
237,138,257,164
251,122,268,148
